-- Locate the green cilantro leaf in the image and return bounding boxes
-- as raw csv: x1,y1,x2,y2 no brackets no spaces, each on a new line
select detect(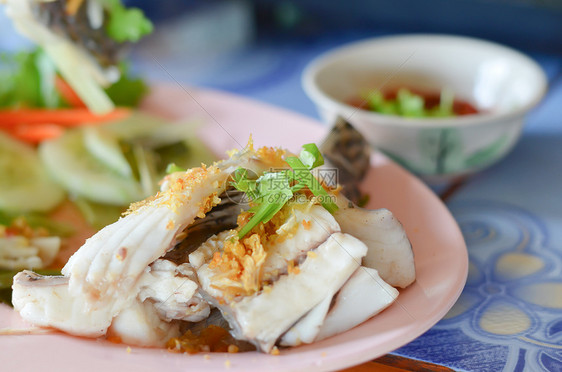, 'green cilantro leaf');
285,155,338,214
233,144,339,239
